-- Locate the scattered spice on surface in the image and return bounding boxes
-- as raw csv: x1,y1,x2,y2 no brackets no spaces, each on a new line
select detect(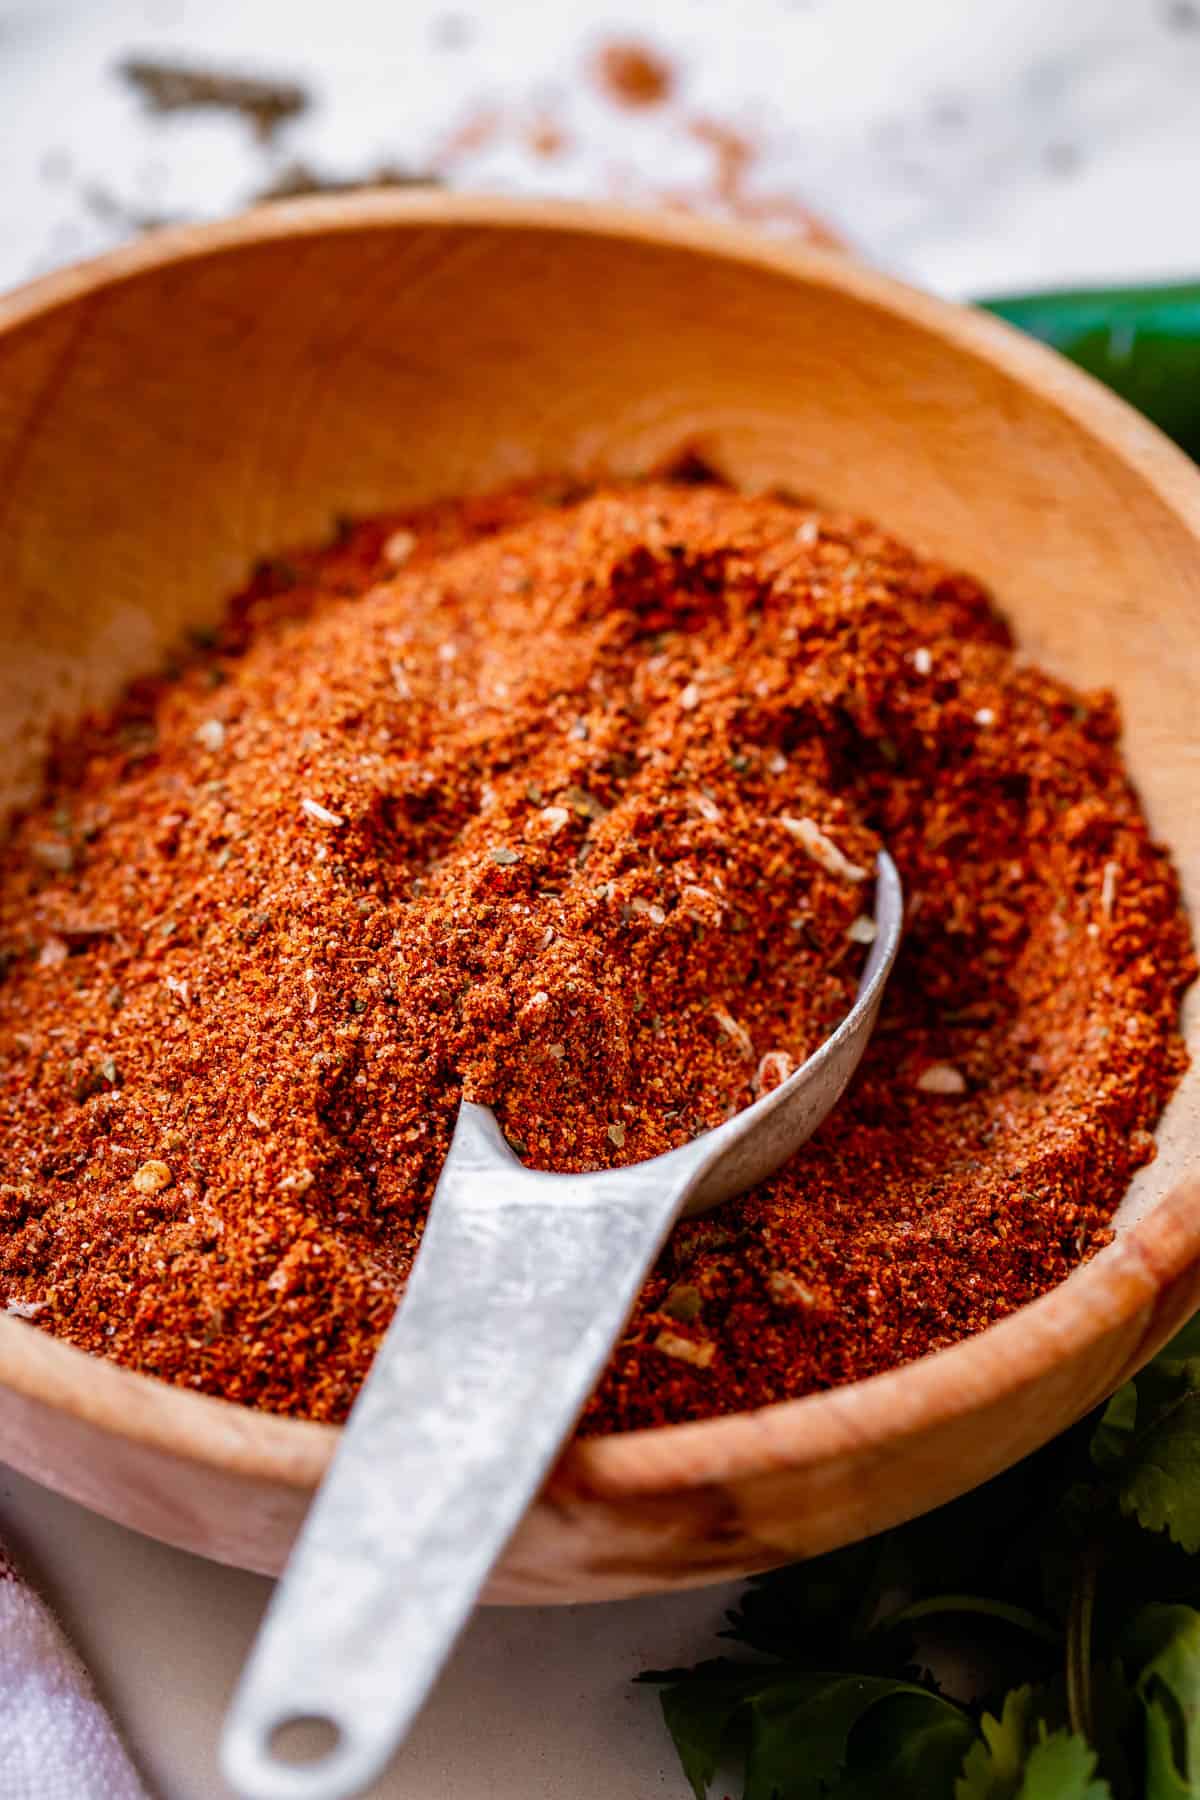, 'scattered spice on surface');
689,117,756,203
649,115,847,247
432,104,504,171
527,117,570,159
0,479,1191,1434
593,41,675,109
